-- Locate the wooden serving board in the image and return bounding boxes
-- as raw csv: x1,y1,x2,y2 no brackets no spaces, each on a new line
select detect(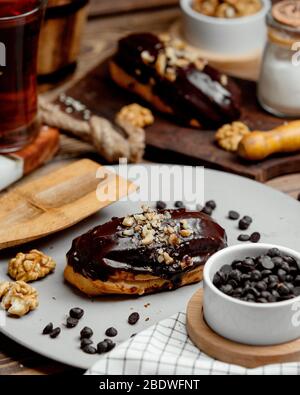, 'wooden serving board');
62,59,300,182
186,289,300,369
0,159,135,250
